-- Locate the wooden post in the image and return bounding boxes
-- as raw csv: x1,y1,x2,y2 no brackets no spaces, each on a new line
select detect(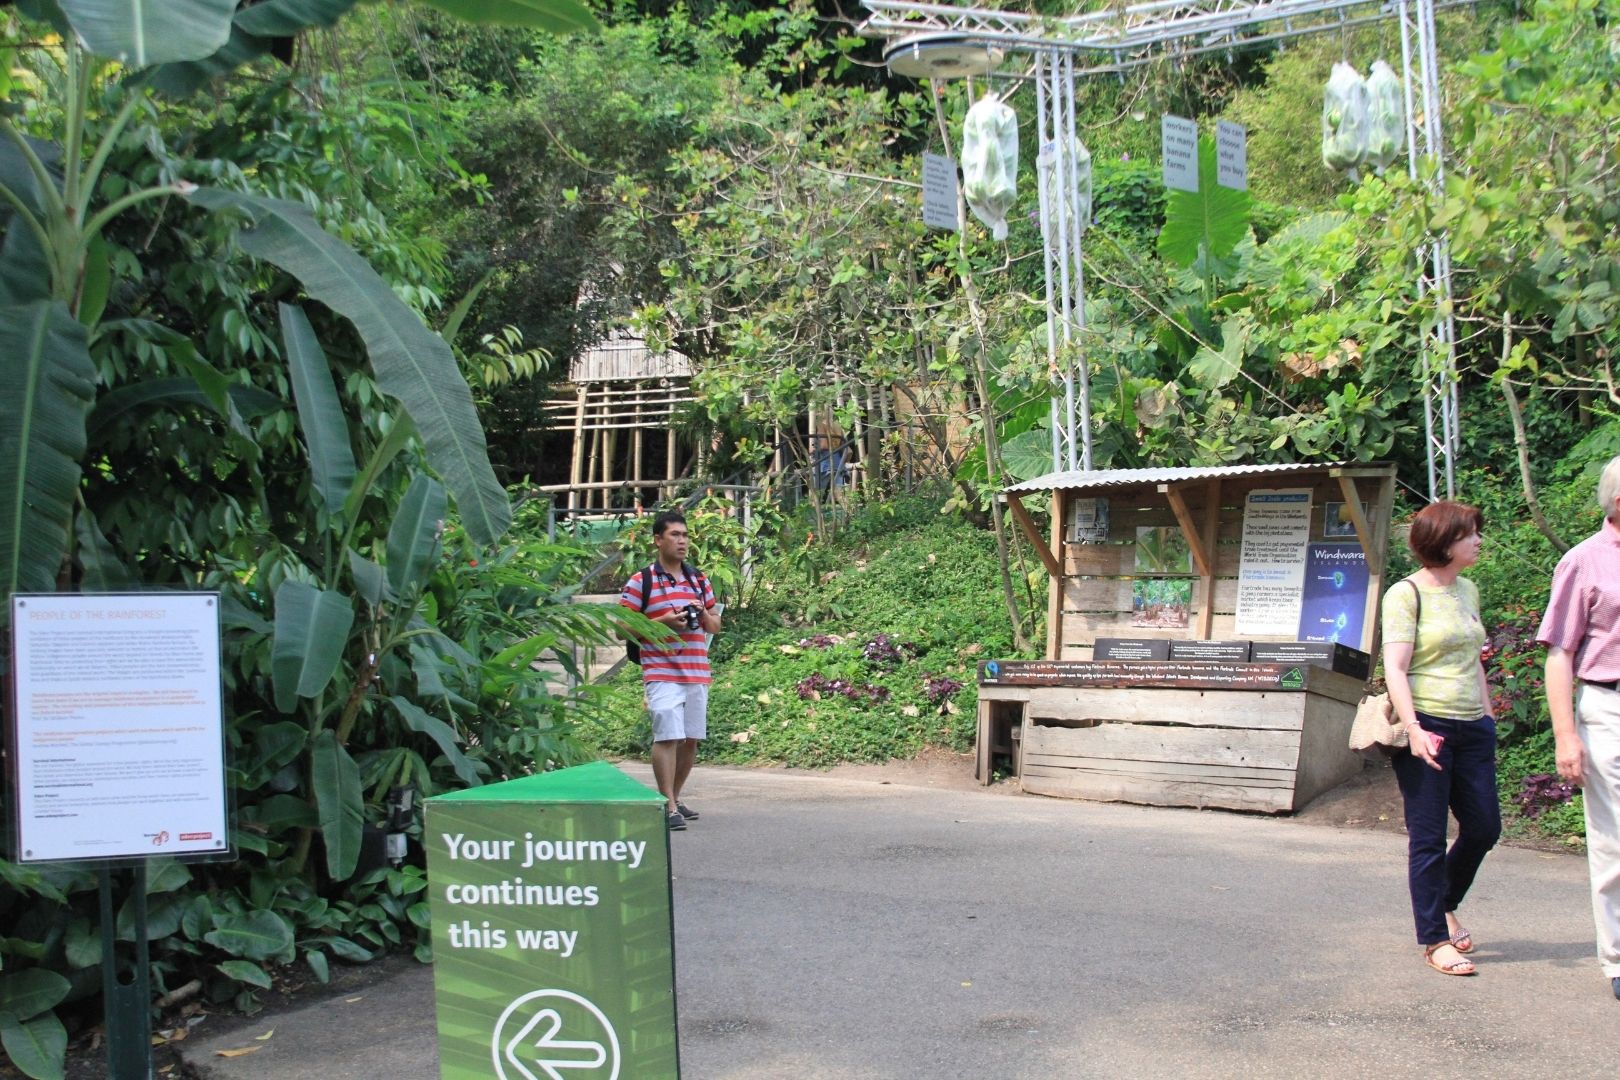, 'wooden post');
1048,489,1065,660
602,427,616,509
632,385,644,506
1007,493,1062,578
666,425,677,501
1198,479,1222,639
1362,470,1398,657
569,384,587,512
583,423,602,512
